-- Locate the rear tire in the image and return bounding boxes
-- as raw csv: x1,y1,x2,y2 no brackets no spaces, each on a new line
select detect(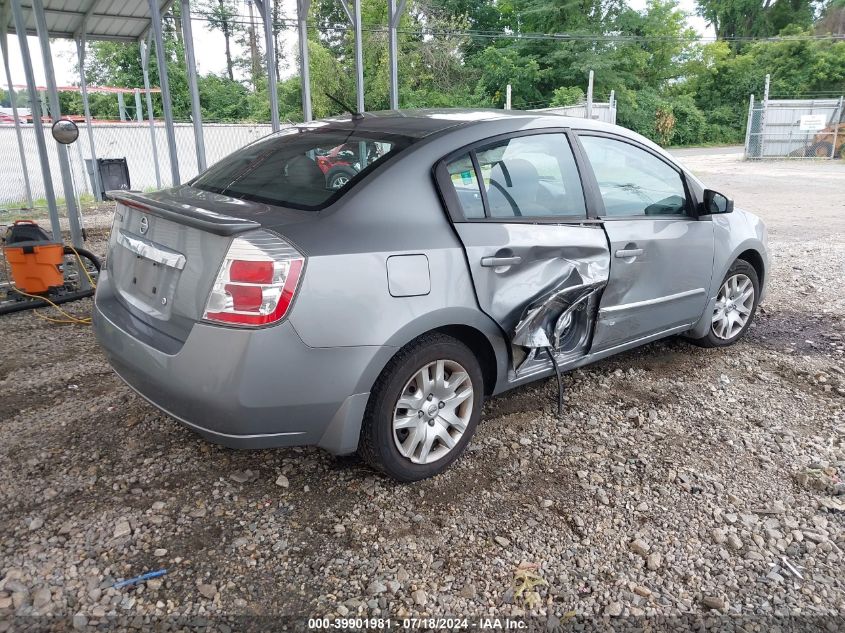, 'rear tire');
691,259,759,348
358,333,484,481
